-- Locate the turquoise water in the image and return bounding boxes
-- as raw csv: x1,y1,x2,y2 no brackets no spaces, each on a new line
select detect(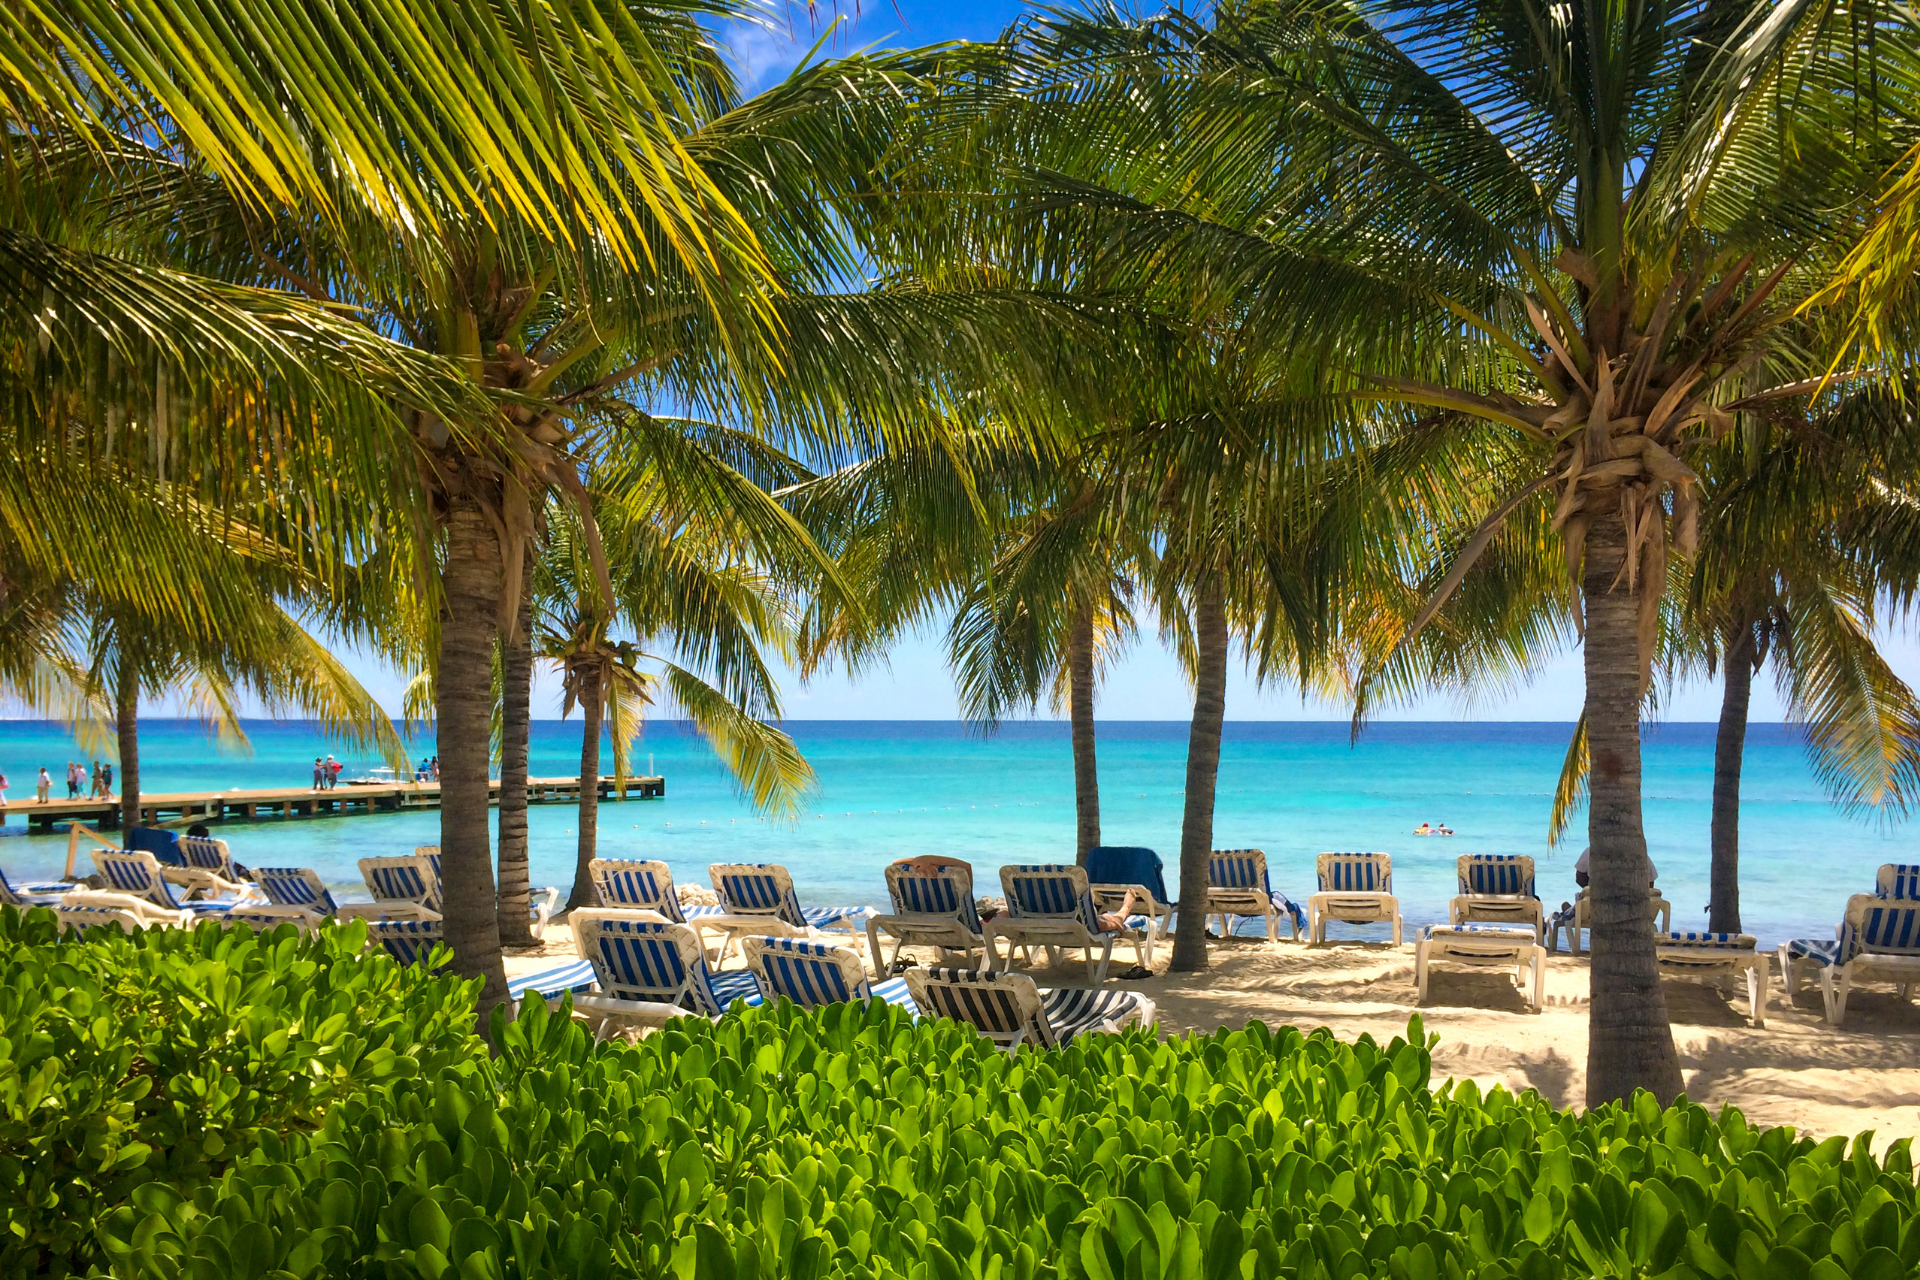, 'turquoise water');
0,719,1905,947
